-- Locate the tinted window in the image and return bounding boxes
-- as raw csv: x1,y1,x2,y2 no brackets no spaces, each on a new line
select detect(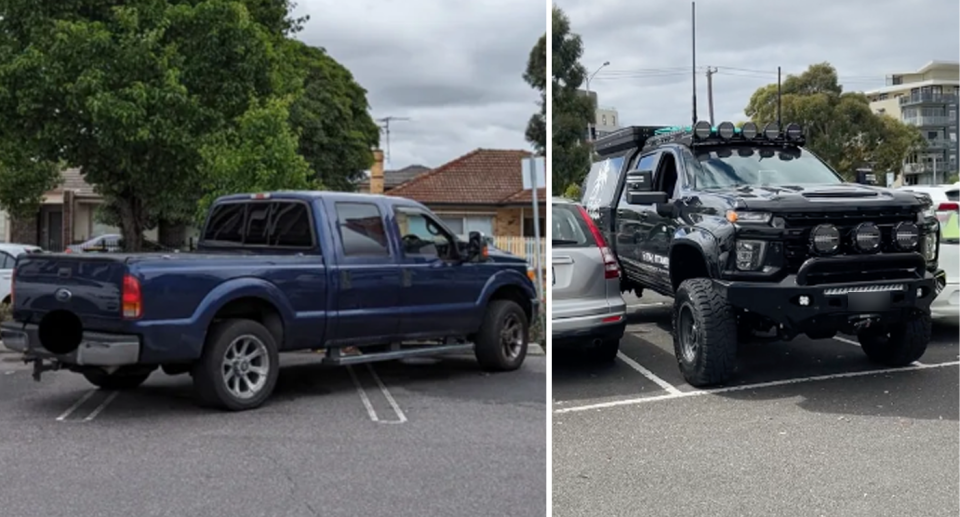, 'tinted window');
694,146,842,188
0,252,13,269
946,189,959,202
336,203,389,256
204,203,246,243
203,201,314,248
272,203,313,247
635,153,659,171
552,203,592,247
